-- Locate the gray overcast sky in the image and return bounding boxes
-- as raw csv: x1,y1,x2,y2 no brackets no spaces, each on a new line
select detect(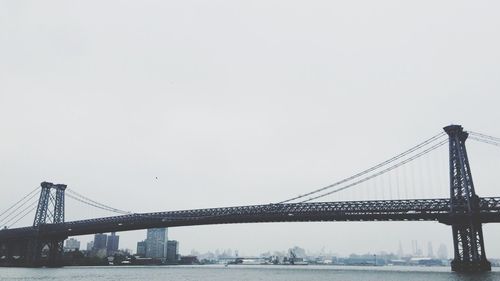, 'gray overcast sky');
1,0,500,257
